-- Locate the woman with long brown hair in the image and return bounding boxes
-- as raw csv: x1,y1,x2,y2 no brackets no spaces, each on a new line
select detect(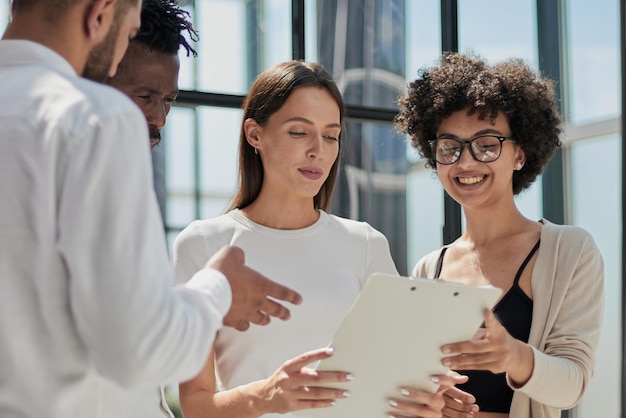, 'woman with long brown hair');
173,60,459,418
